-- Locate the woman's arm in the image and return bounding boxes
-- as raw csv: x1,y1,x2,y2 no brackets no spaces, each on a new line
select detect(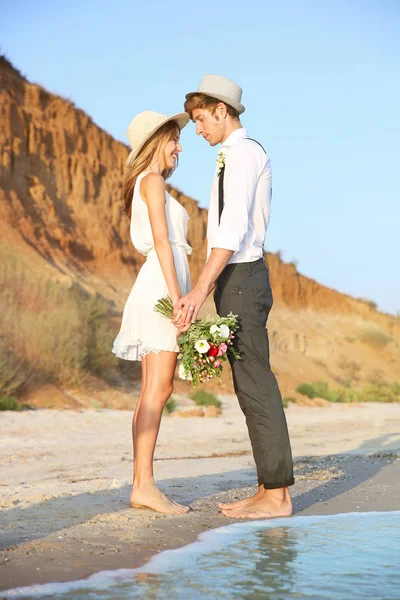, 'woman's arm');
141,173,181,304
